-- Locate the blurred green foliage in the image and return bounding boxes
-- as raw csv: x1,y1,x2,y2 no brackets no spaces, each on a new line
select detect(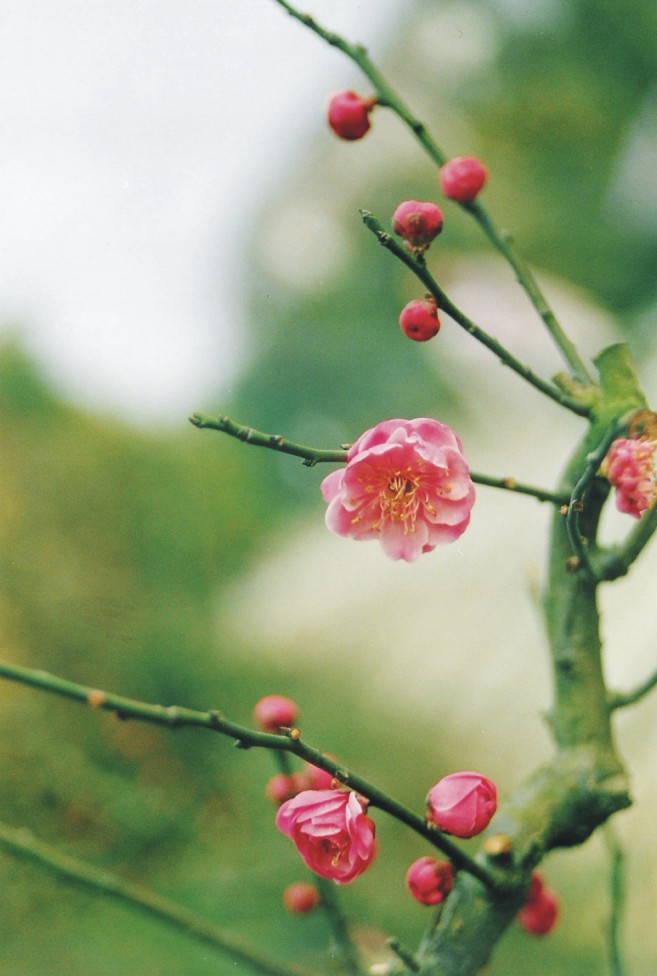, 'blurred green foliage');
2,0,657,973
